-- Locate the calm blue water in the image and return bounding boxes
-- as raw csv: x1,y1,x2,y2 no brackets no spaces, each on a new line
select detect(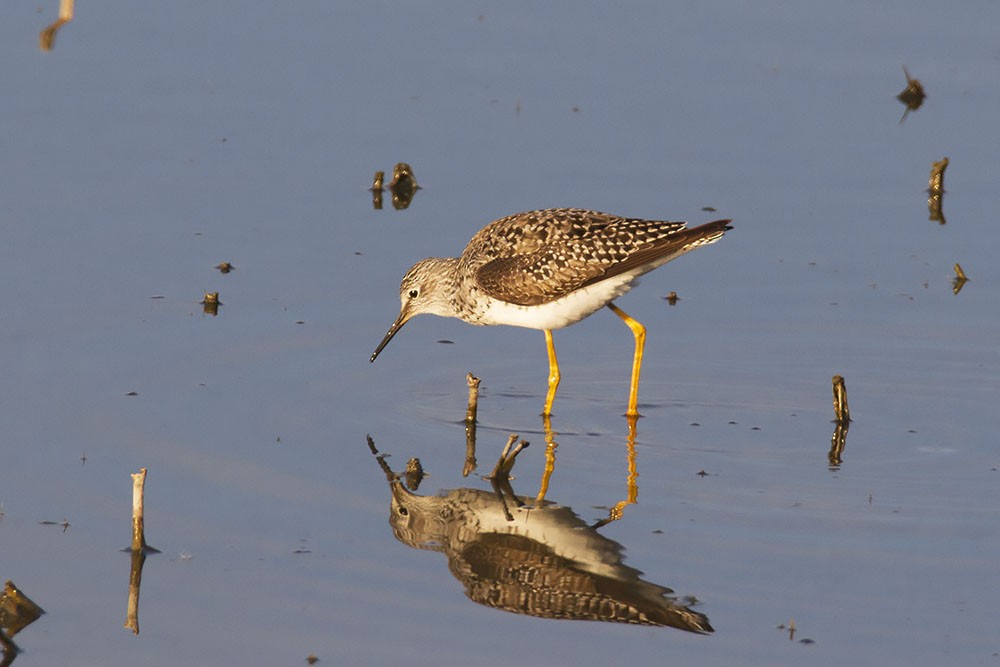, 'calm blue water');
2,2,998,665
